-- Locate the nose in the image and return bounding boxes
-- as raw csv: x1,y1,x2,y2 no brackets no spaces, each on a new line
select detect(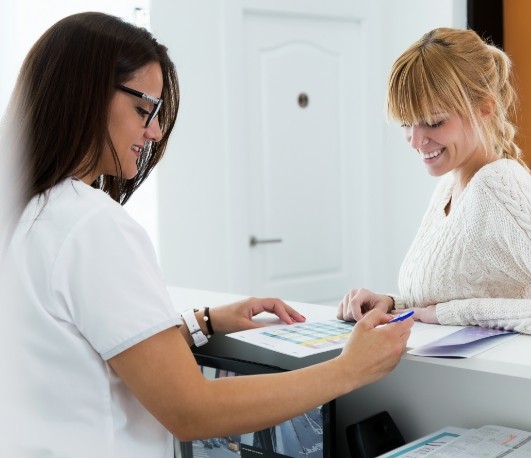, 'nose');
406,126,429,150
145,117,163,143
